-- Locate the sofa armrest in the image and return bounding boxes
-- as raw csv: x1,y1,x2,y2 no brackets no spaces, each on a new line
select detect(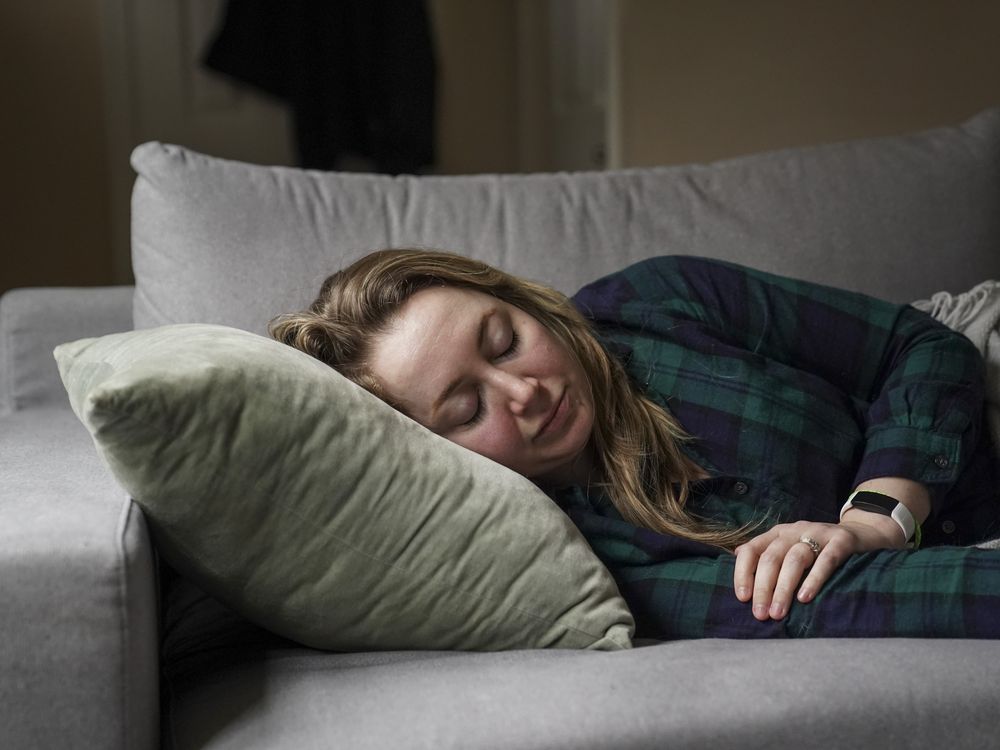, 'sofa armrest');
0,285,134,414
0,409,159,750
